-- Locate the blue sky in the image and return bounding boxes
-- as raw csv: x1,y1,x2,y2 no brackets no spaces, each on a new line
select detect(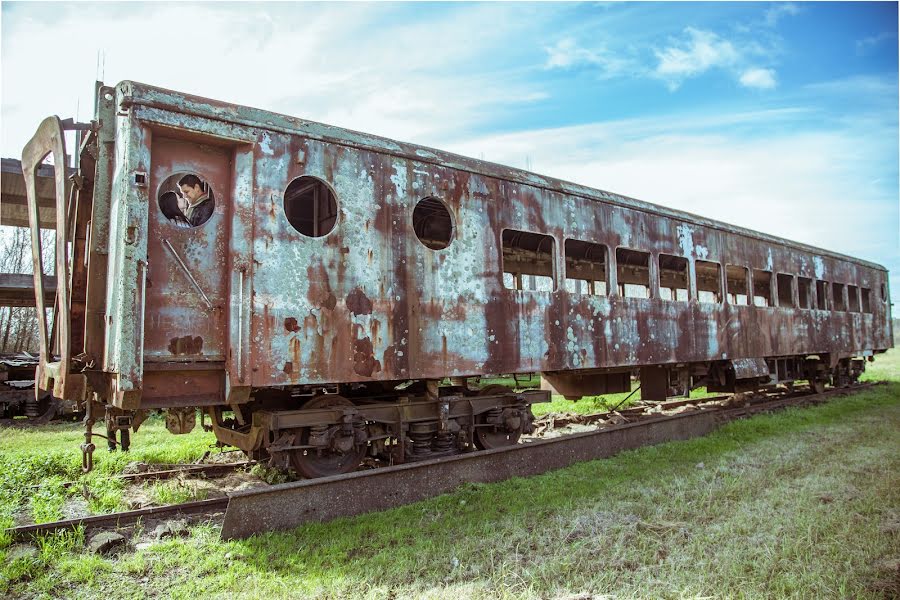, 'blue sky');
2,2,898,303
